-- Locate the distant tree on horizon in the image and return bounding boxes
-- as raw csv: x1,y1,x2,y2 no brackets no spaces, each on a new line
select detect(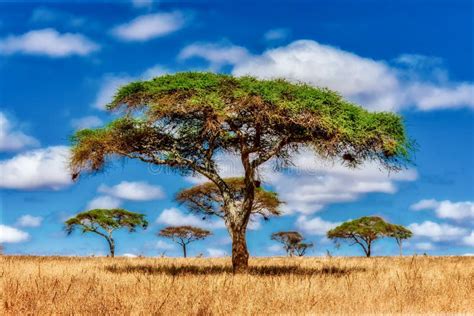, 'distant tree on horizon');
327,216,412,257
271,231,313,257
388,225,413,256
65,209,148,257
70,72,413,271
176,176,282,224
157,226,211,258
